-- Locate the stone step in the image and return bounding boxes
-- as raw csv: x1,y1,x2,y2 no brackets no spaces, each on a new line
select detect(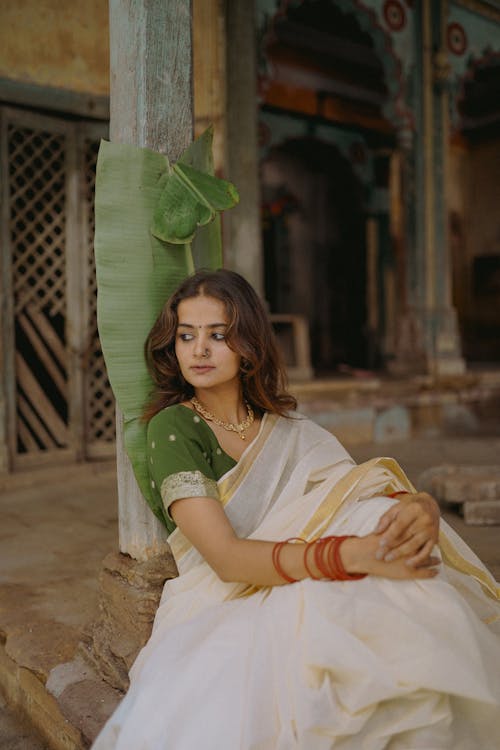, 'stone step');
418,465,500,525
293,373,500,445
0,690,49,750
